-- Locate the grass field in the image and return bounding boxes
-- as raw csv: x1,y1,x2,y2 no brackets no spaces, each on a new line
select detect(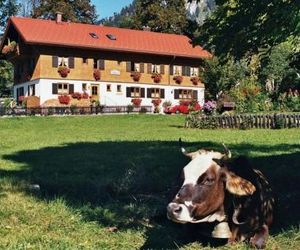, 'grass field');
0,115,299,249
